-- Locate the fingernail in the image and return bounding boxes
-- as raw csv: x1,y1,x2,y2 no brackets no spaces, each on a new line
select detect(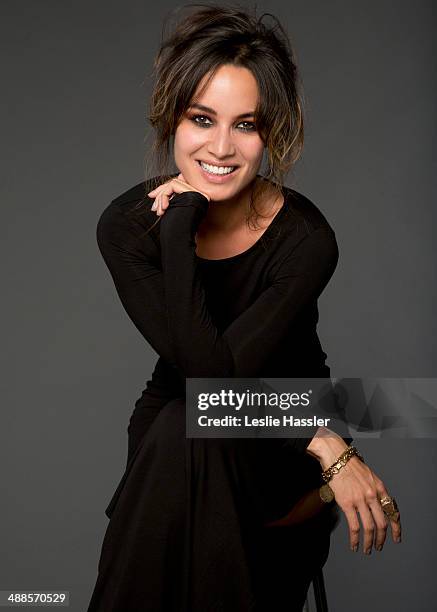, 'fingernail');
365,548,371,555
151,202,157,210
351,544,358,552
376,545,382,552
